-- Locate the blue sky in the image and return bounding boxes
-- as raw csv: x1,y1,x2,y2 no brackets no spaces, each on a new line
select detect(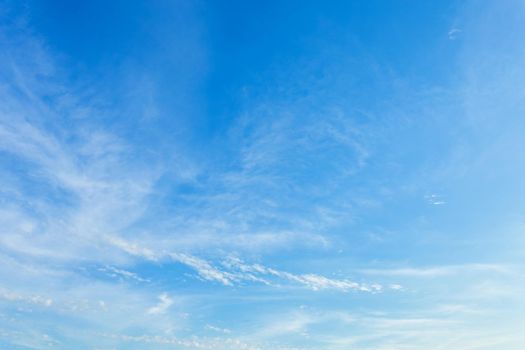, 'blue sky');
1,1,525,349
